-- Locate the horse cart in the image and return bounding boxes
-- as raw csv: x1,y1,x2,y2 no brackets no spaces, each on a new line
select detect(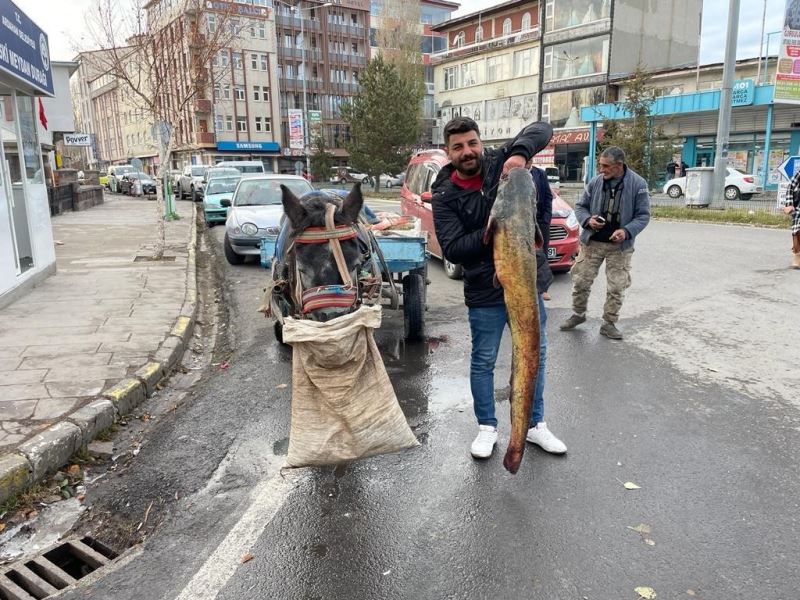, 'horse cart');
260,226,429,341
